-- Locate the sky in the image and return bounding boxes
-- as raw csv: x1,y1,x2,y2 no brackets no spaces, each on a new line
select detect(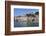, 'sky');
14,8,39,16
